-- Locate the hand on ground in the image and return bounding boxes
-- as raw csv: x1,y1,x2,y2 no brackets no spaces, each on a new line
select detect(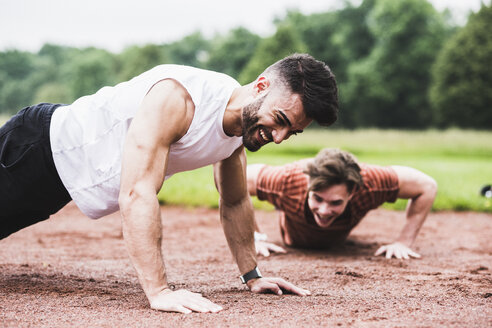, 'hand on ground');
374,242,421,260
247,277,311,296
255,241,287,257
149,288,223,314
